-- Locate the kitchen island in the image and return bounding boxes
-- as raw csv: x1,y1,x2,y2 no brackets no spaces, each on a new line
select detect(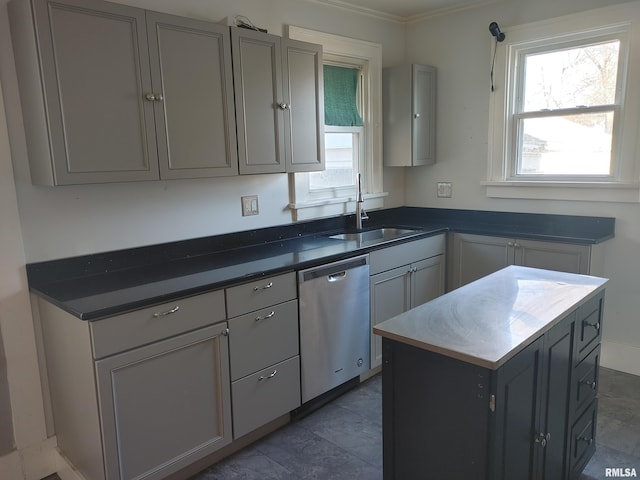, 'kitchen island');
374,265,607,480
